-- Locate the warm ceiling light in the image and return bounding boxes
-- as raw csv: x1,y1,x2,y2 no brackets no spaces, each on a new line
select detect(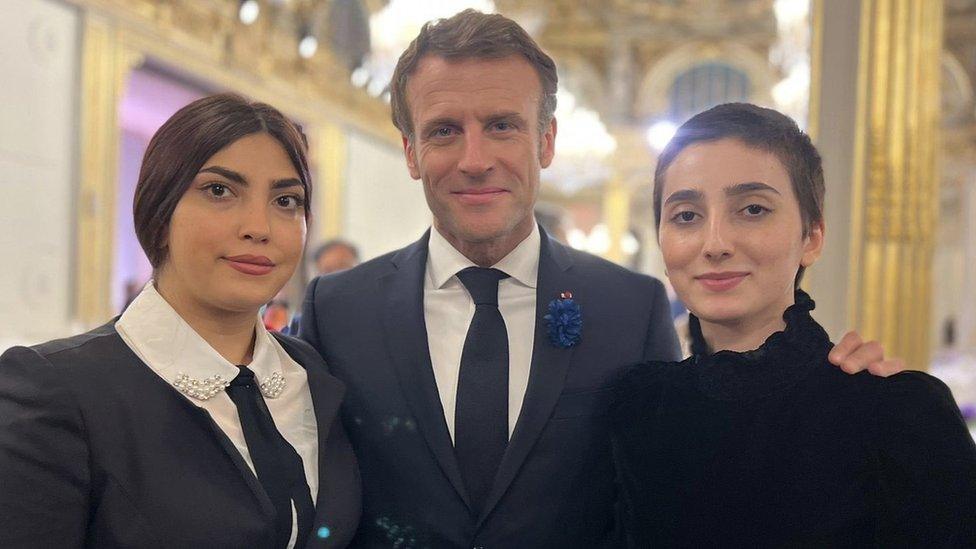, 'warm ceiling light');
238,0,260,25
350,66,370,88
298,34,319,59
646,120,678,153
